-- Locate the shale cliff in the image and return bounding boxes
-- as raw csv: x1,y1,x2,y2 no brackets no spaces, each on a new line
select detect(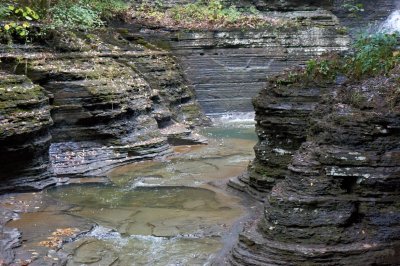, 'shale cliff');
229,60,400,265
0,30,207,192
131,0,398,114
0,73,54,191
135,11,349,114
229,68,334,196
